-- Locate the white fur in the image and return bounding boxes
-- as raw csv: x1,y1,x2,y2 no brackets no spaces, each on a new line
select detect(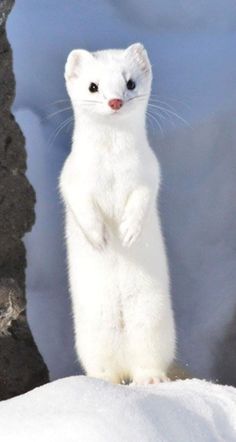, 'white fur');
59,43,176,384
